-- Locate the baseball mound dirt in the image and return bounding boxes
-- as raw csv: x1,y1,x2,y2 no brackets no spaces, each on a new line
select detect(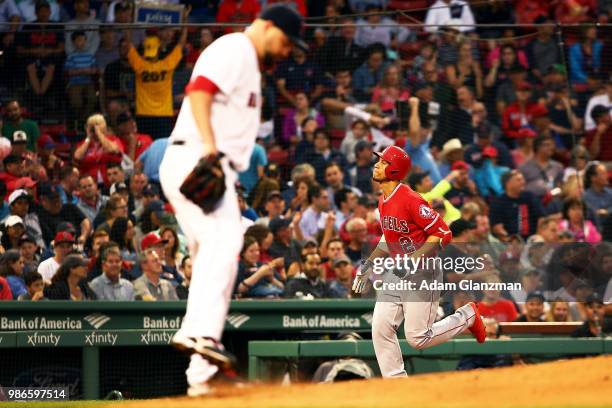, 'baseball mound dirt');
109,355,612,408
